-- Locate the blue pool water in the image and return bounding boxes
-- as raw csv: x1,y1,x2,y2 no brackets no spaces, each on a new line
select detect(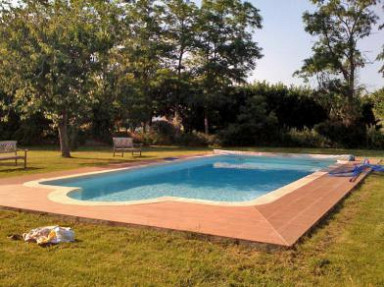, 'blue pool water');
42,155,335,203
